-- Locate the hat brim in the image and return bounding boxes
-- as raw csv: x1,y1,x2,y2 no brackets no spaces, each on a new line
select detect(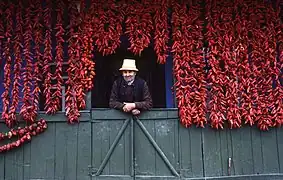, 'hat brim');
119,67,138,71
